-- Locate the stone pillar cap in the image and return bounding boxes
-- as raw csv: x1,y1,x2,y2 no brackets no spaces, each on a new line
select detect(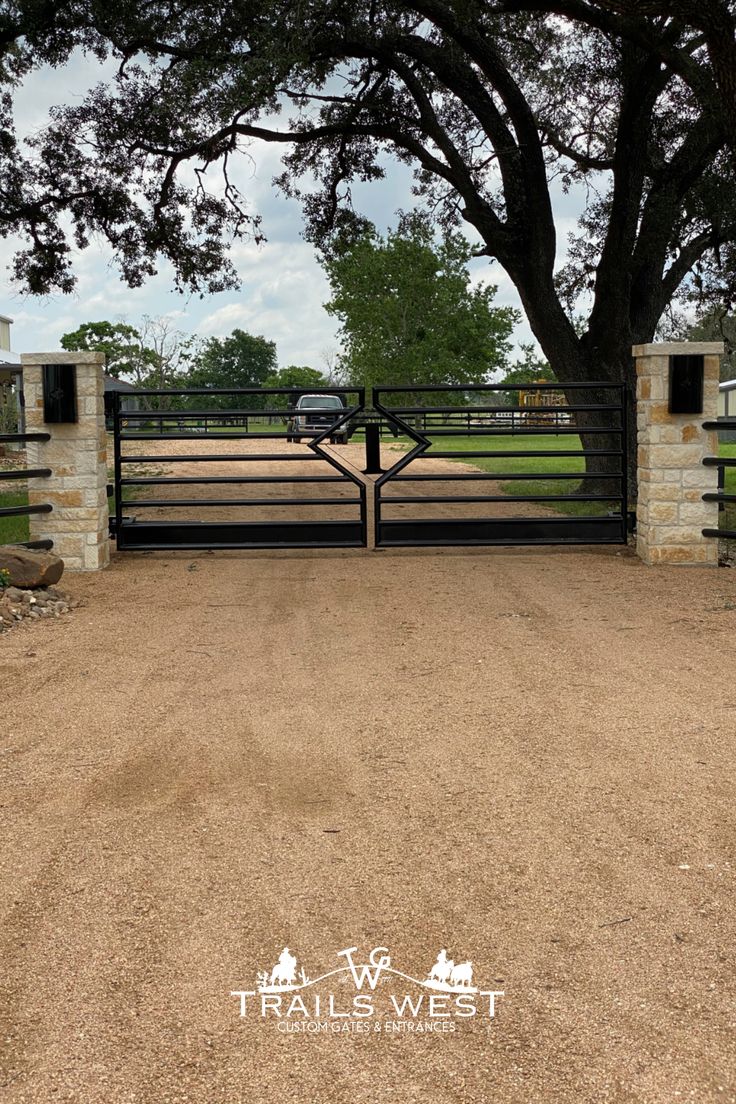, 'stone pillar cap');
632,341,724,357
20,351,105,365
